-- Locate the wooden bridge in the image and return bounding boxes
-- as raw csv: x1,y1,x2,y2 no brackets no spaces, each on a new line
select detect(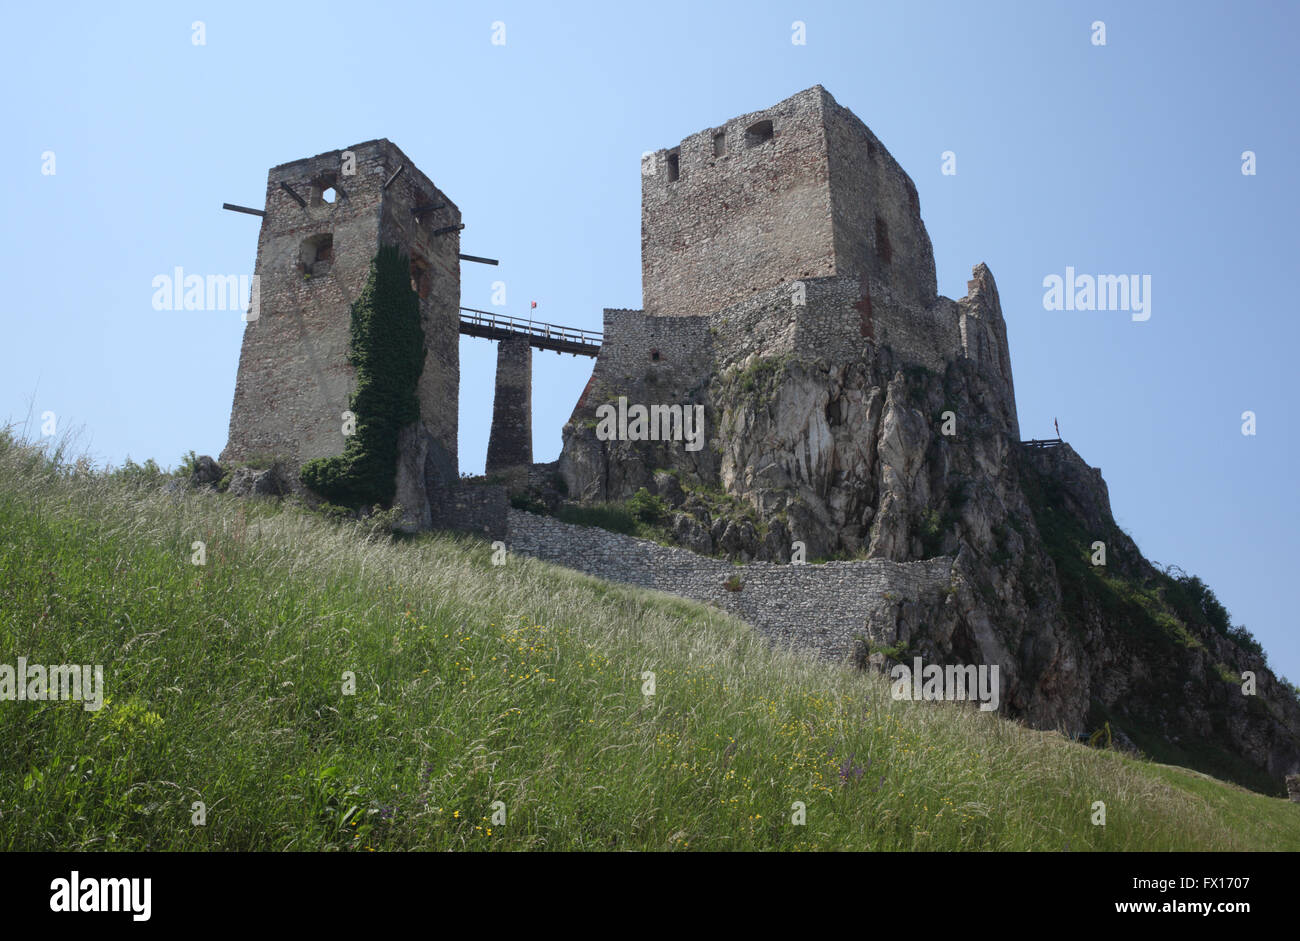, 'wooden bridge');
1021,438,1065,449
459,307,602,357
